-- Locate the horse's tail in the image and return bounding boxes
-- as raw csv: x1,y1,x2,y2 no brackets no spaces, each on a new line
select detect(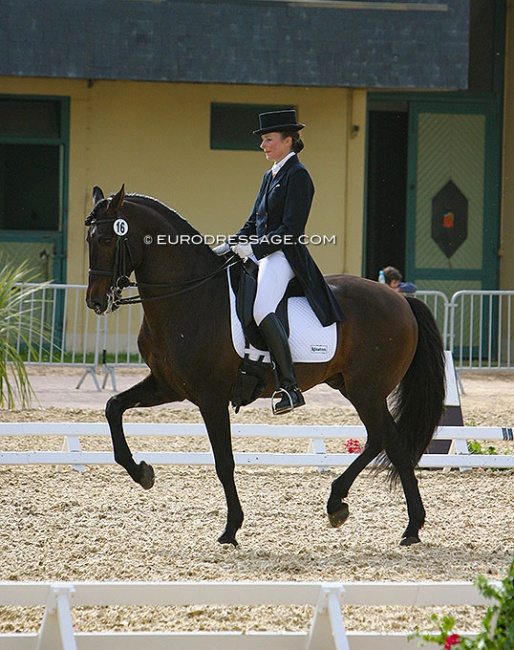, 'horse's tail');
388,296,446,480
